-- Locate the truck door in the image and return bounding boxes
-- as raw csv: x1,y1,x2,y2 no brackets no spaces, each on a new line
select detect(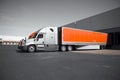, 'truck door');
36,33,45,50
